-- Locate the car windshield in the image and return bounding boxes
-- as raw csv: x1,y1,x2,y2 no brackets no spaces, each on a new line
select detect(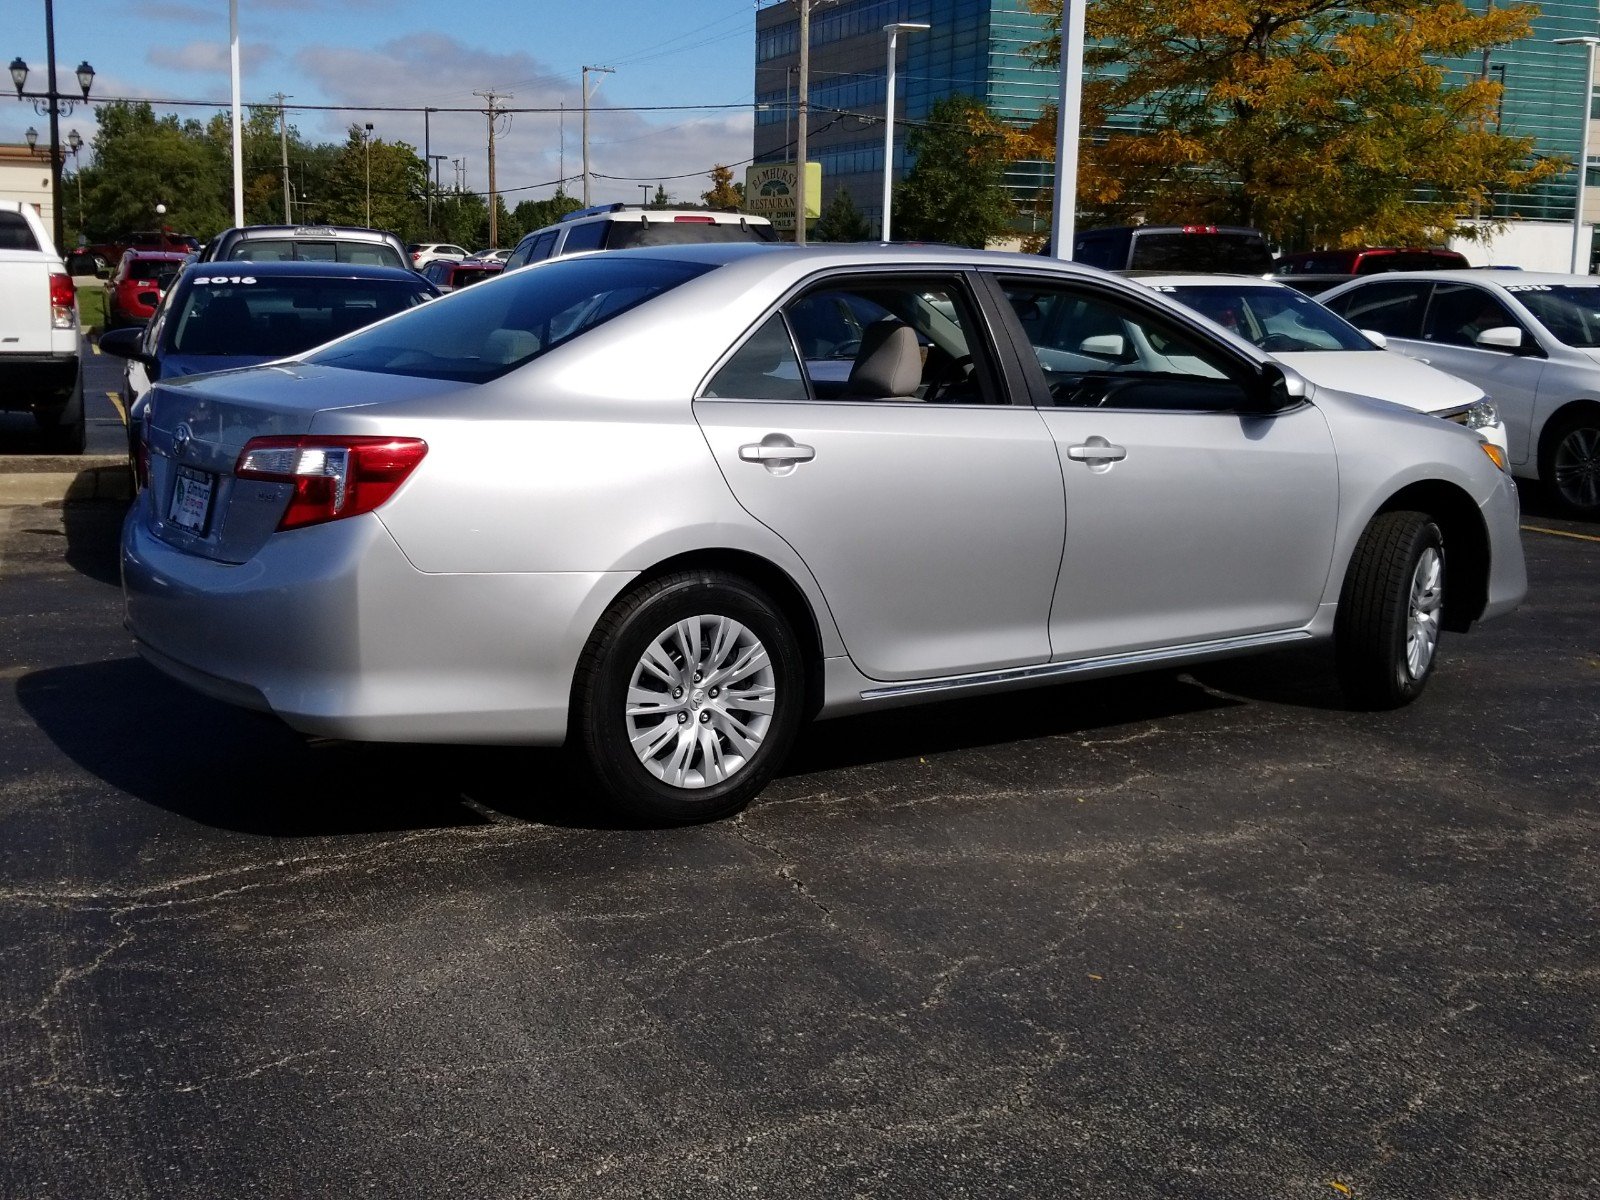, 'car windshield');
305,255,712,383
1506,284,1600,348
1160,283,1376,351
167,275,432,357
